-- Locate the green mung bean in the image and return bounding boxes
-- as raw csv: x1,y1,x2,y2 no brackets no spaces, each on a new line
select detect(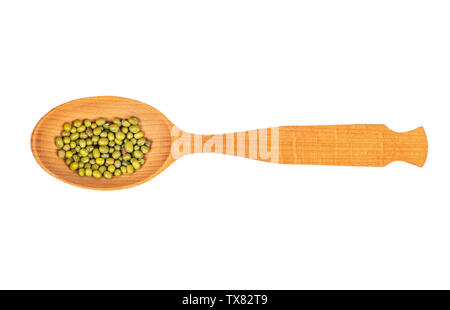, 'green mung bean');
55,117,151,179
